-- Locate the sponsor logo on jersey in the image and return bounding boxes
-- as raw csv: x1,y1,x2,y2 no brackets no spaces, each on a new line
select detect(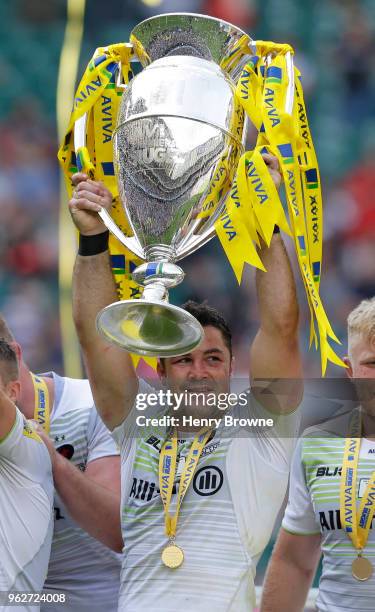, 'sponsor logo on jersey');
128,466,224,502
129,478,168,501
319,508,375,532
319,509,342,531
316,465,342,477
201,440,221,457
193,466,223,497
145,435,162,451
